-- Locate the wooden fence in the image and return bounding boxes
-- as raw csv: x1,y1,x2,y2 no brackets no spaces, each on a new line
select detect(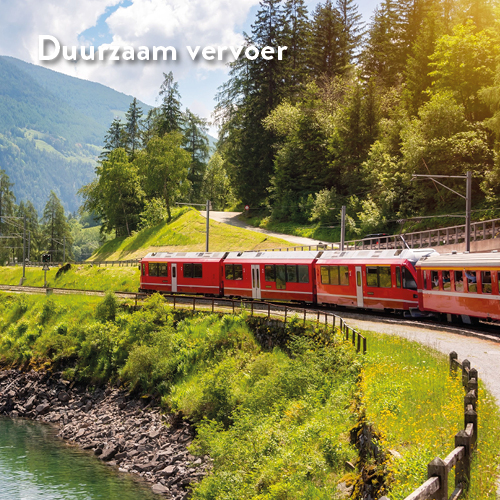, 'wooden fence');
381,352,478,500
149,294,367,354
